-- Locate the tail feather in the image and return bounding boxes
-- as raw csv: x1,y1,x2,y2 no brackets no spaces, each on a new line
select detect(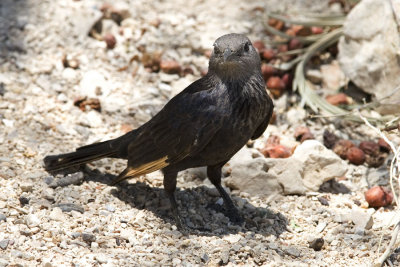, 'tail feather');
43,140,118,172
